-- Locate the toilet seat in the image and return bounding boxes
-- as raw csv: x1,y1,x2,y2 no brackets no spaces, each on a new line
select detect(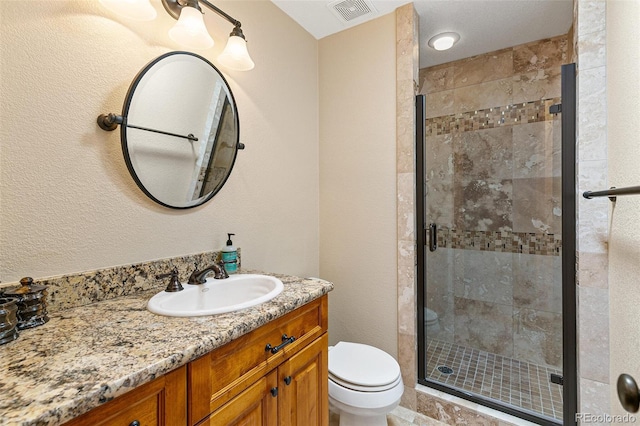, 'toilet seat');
329,372,402,392
329,342,401,392
425,308,438,325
